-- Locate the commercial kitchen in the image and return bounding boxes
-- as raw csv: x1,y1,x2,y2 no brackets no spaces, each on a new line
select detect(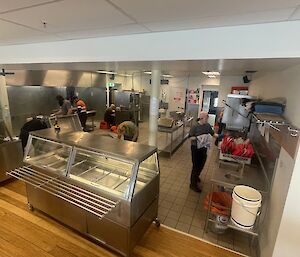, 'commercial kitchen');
1,1,300,257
